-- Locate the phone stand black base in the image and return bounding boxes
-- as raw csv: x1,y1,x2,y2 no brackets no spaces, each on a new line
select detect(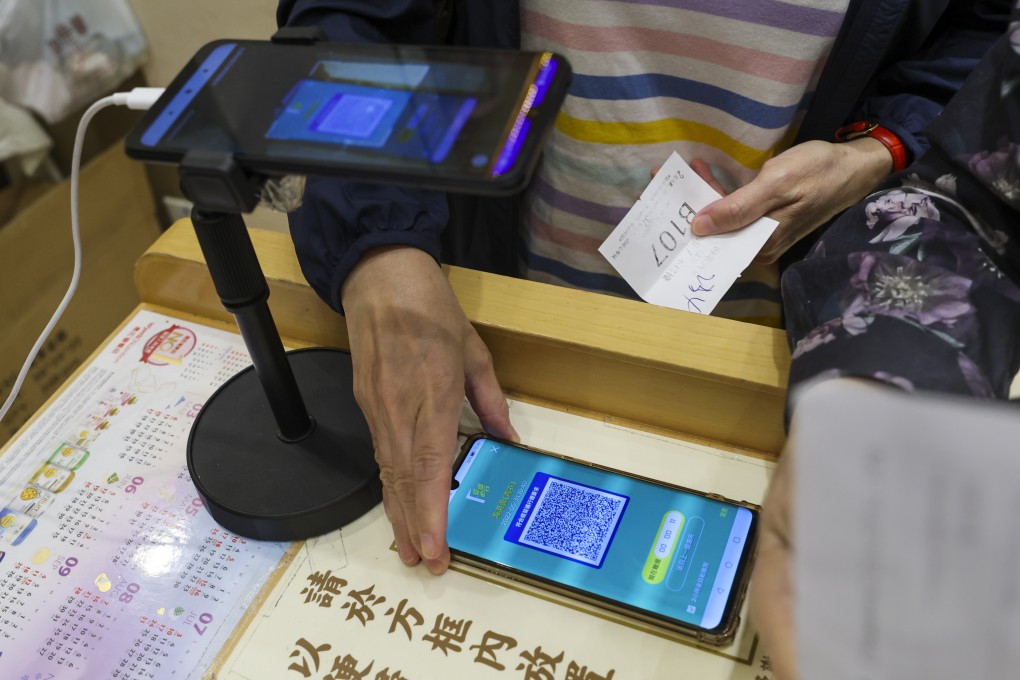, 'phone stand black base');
187,348,380,541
